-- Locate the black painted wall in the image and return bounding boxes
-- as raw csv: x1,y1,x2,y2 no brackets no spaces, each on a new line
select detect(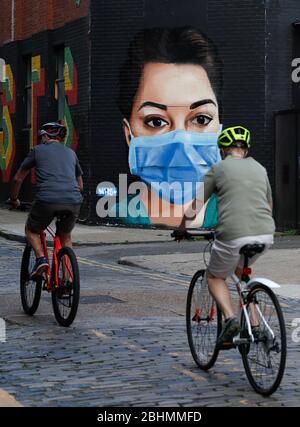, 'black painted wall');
89,0,300,226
